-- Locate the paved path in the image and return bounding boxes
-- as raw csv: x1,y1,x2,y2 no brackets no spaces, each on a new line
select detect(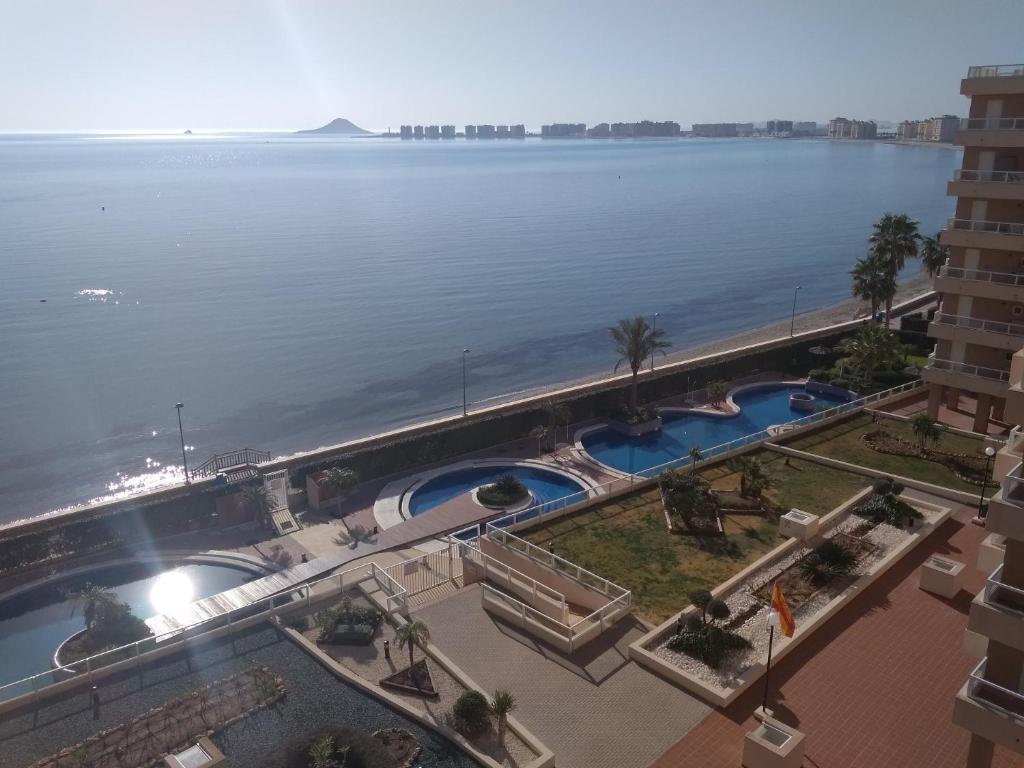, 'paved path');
415,584,710,768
